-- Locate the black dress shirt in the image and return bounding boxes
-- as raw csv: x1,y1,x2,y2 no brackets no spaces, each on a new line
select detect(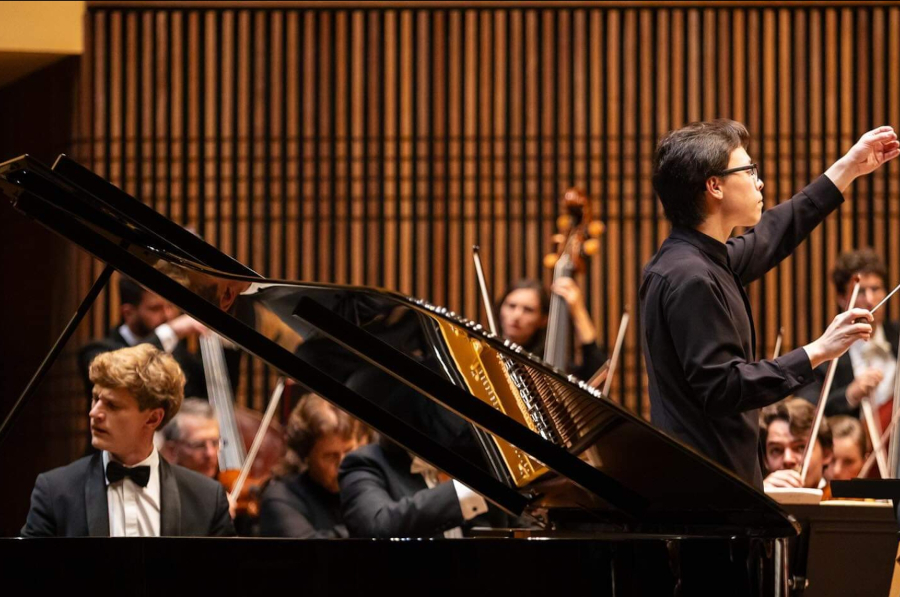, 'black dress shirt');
640,175,843,487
